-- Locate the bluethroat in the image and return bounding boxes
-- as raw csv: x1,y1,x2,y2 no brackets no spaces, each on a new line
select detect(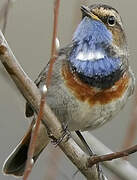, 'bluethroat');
3,4,135,176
